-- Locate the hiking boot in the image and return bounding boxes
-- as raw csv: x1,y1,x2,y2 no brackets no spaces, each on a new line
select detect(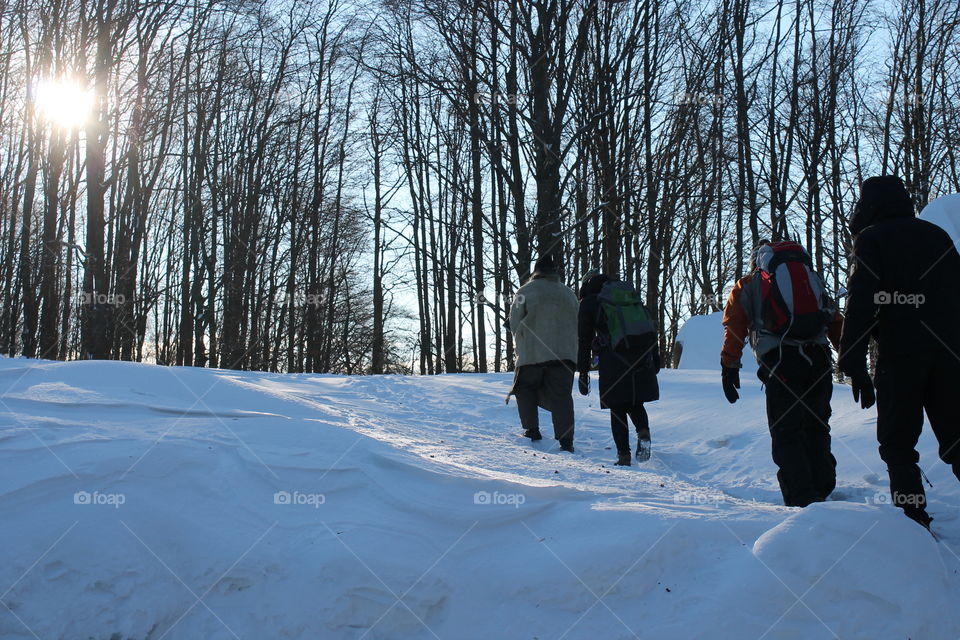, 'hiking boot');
636,436,652,463
523,428,543,441
559,440,575,453
615,453,632,466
